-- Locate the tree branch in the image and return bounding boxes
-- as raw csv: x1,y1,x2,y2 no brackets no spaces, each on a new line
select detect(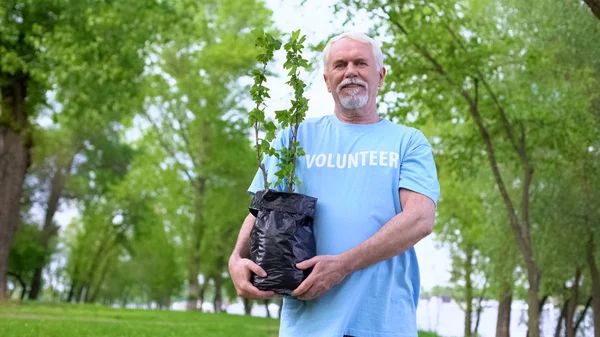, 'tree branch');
424,0,529,168
380,7,527,248
520,124,534,244
140,110,199,190
7,271,25,288
573,296,592,333
583,0,600,21
170,105,200,170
